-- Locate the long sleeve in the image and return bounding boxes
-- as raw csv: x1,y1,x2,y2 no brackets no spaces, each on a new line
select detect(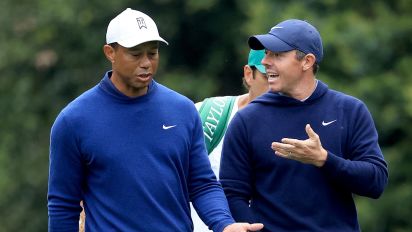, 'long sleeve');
321,101,388,198
219,114,255,223
48,112,83,231
188,109,235,232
